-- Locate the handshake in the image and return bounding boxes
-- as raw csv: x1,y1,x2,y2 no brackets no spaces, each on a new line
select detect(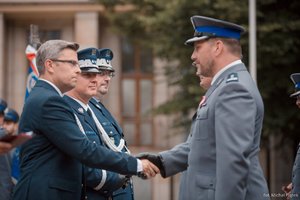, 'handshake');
136,153,166,180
